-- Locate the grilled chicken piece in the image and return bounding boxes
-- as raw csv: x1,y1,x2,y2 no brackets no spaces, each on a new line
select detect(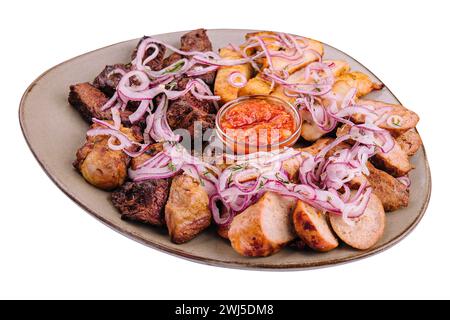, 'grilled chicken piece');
93,64,130,97
271,60,350,106
329,193,385,250
73,122,142,190
228,192,297,257
214,47,253,104
130,144,164,170
353,99,420,137
336,124,412,177
332,72,383,105
293,200,339,252
266,38,324,74
396,129,422,156
111,179,170,226
300,71,383,142
68,83,110,123
165,175,212,244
